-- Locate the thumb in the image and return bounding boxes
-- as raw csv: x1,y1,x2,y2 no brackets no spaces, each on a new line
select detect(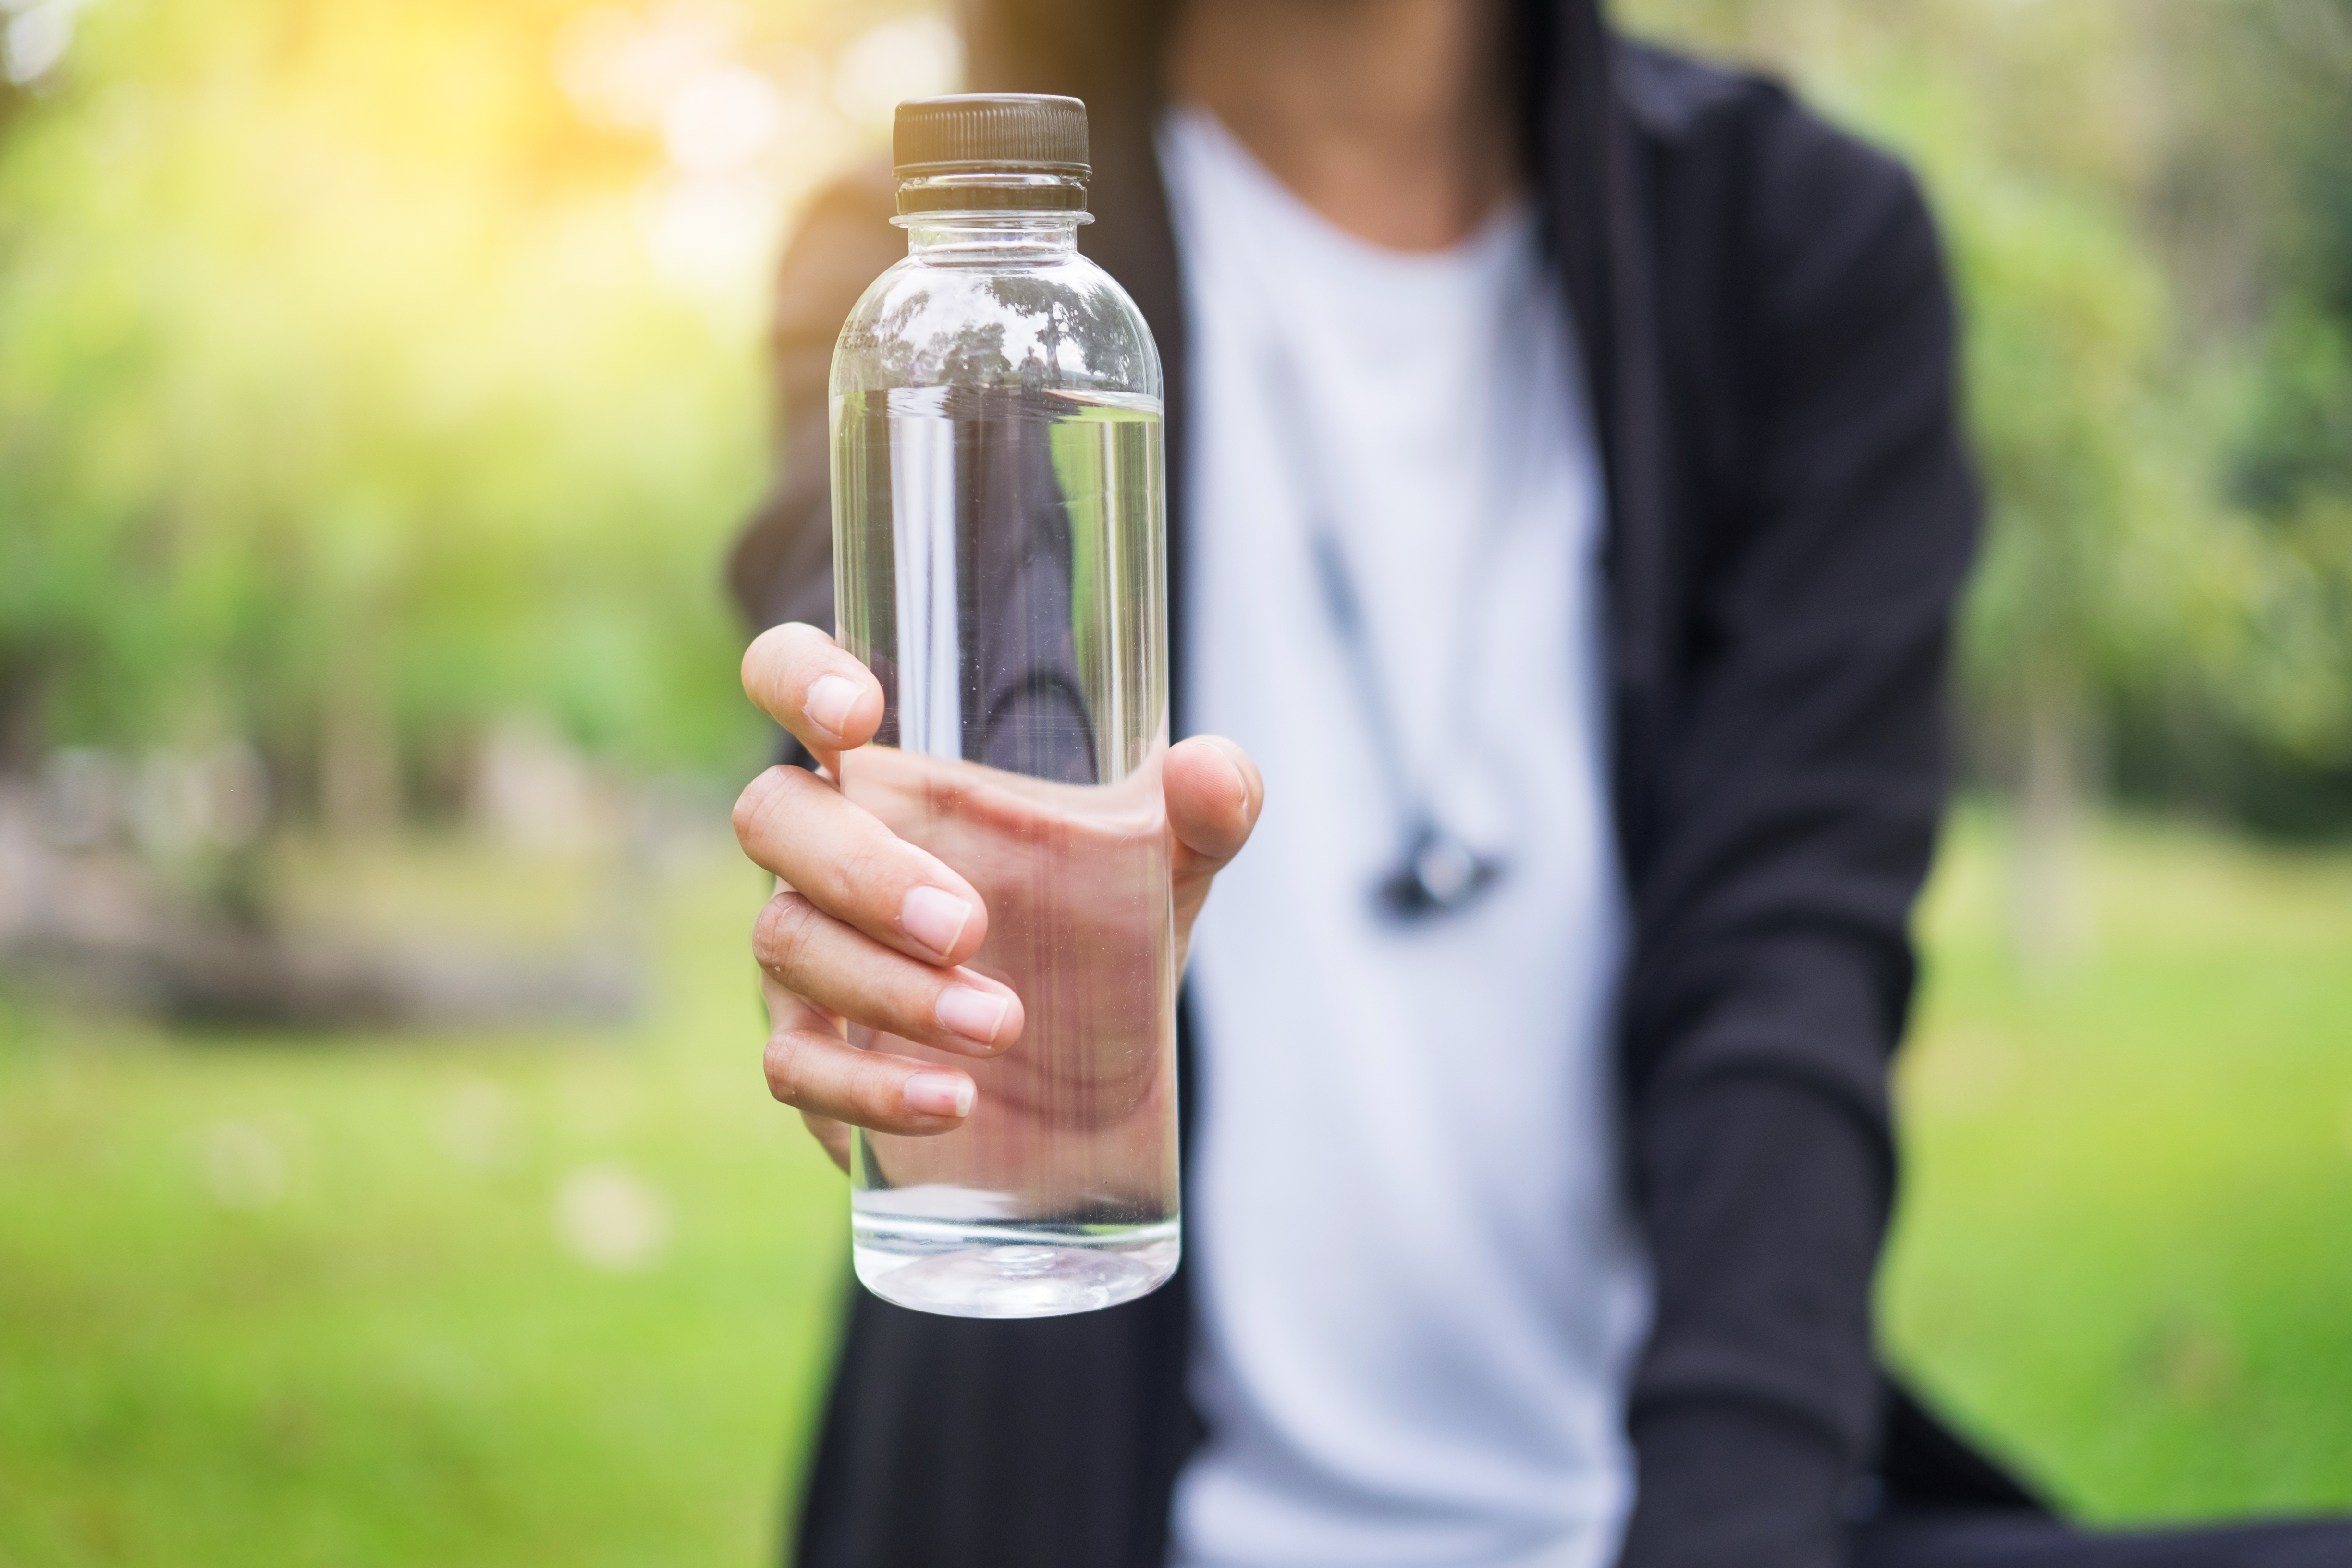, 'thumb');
1165,735,1262,945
